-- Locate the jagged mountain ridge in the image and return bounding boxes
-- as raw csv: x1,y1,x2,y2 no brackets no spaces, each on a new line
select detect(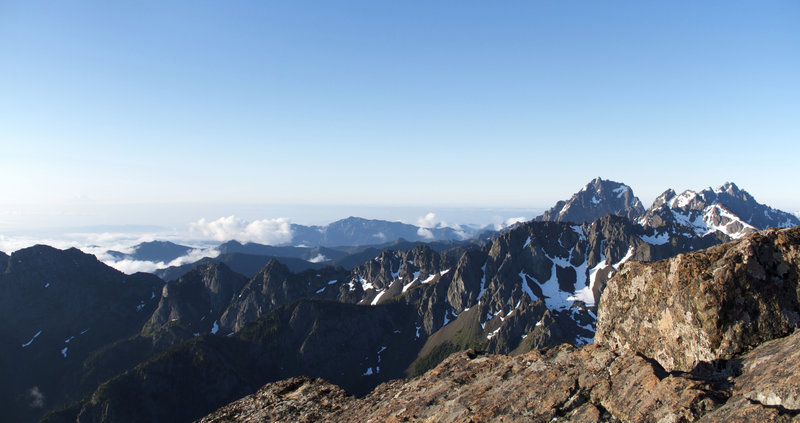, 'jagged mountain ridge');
7,178,797,422
536,179,798,242
144,263,250,338
39,213,728,423
99,180,794,277
638,182,800,240
535,177,645,224
151,237,484,283
197,226,800,423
